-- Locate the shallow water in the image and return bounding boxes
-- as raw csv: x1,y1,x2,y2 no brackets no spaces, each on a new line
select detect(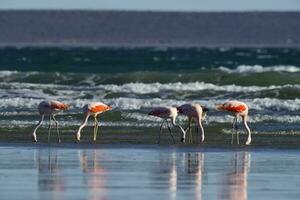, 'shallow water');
0,47,300,135
0,145,300,200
